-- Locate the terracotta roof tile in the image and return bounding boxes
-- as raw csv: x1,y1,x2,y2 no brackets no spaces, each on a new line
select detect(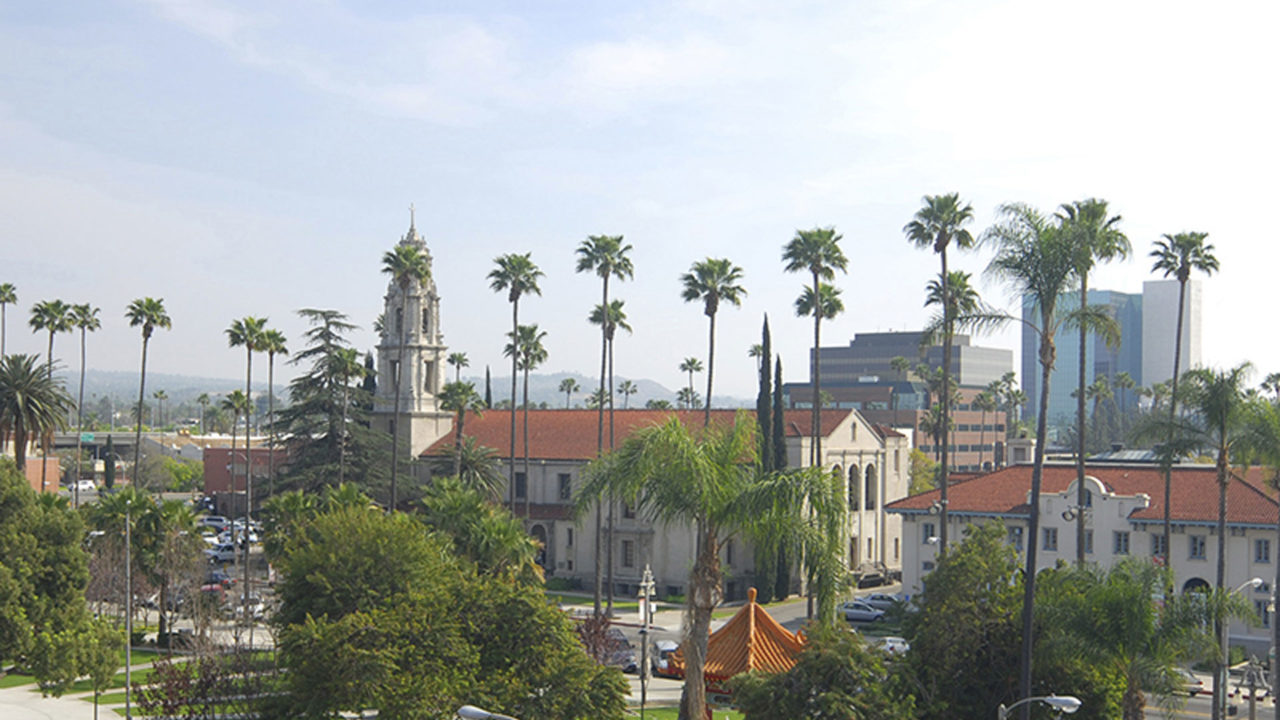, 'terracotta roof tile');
670,587,805,683
886,463,1279,526
422,408,852,461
